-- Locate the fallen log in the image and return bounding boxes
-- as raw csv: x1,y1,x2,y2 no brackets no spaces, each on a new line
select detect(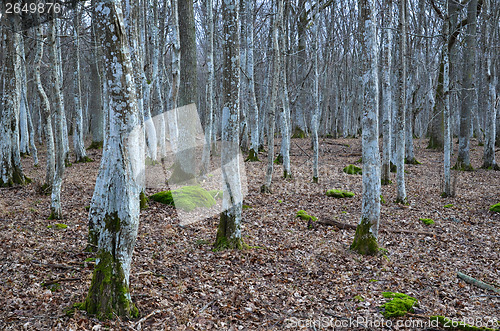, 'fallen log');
457,272,500,293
